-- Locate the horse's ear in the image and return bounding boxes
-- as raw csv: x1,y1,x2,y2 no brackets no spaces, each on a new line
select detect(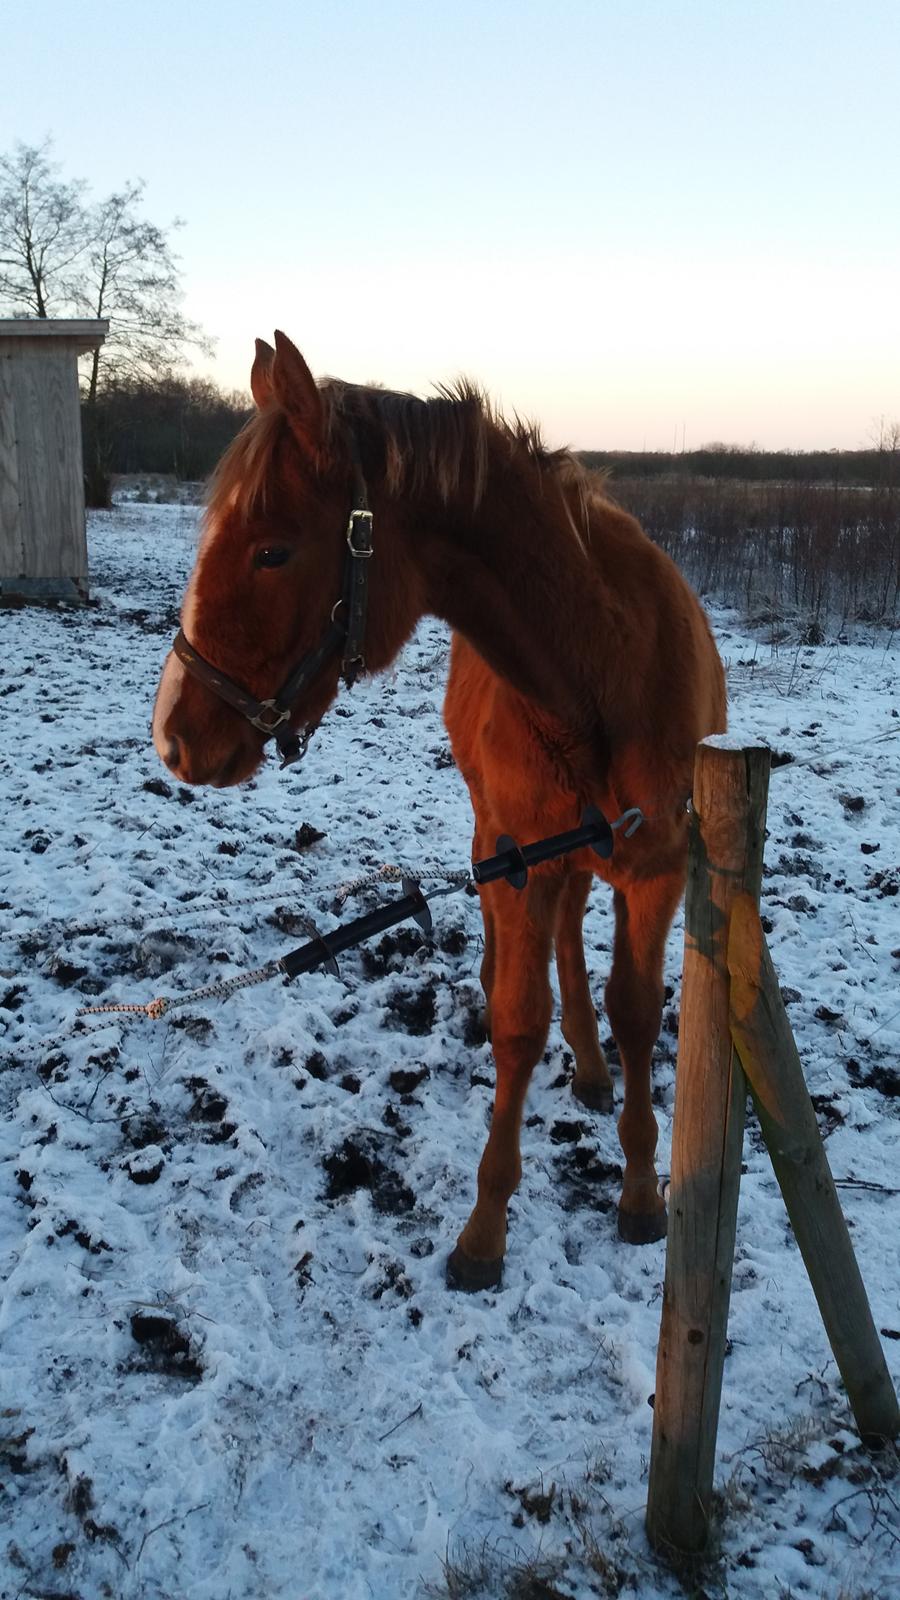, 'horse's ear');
272,330,324,449
250,338,276,408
